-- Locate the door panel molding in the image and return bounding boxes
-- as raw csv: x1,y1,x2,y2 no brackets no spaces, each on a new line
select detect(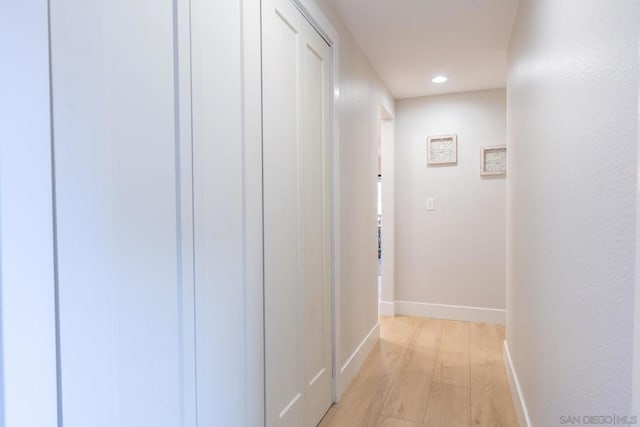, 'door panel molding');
289,0,343,405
